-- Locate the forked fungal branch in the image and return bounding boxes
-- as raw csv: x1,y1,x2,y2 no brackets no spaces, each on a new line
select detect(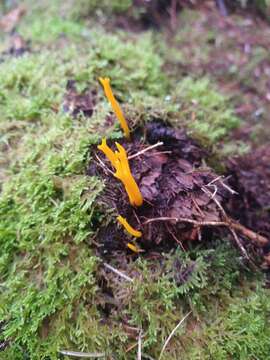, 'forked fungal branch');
98,138,143,207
